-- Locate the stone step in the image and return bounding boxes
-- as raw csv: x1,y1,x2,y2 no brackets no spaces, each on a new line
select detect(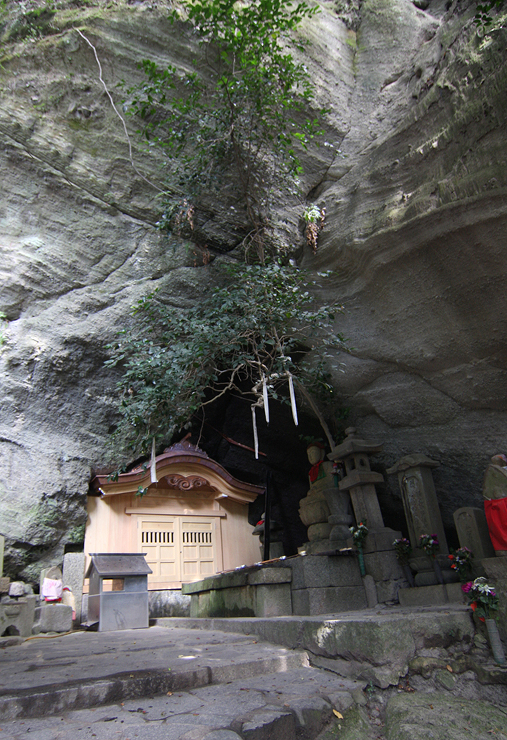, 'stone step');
0,665,364,739
0,626,309,721
156,604,475,688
